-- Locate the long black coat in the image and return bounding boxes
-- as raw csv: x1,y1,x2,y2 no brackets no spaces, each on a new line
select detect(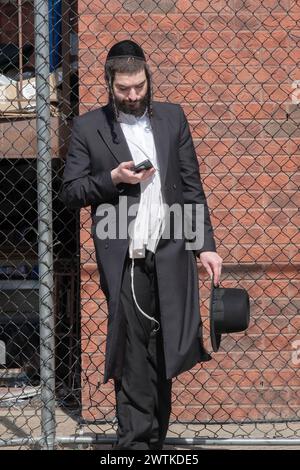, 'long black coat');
61,101,217,383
